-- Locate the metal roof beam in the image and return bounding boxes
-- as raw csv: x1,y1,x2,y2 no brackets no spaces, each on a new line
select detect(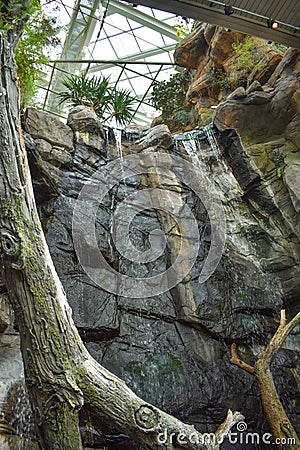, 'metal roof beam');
46,0,104,111
87,43,176,71
103,0,179,40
